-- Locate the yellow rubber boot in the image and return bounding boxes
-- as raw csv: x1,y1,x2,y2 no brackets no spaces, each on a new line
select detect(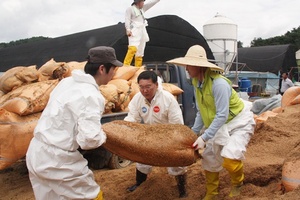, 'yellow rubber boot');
94,190,104,200
222,158,244,197
123,46,137,66
203,170,219,200
135,56,143,67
